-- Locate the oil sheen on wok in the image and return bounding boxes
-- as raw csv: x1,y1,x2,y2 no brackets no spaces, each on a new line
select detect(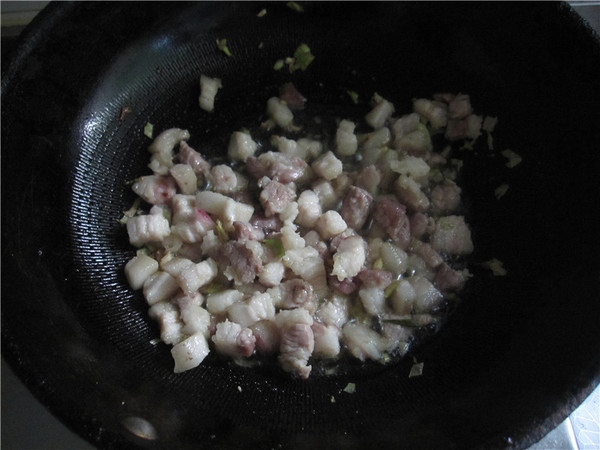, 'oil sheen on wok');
122,82,479,379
